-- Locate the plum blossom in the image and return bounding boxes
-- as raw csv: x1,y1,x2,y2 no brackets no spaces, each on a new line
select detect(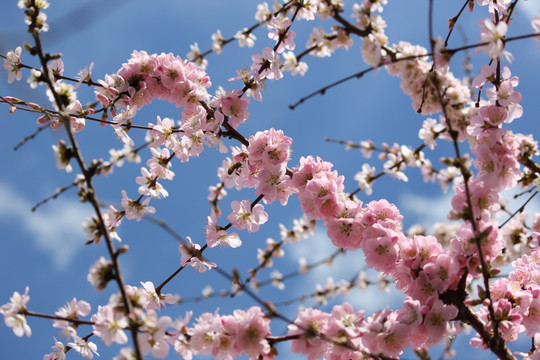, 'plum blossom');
288,308,331,360
136,167,169,198
0,287,31,337
206,209,242,248
46,82,77,110
121,190,156,221
68,337,99,359
418,118,445,149
52,140,73,173
227,199,269,233
91,305,129,346
533,15,540,48
75,61,94,88
3,47,22,83
140,281,178,310
255,2,271,22
251,47,282,80
179,237,216,272
478,18,508,59
354,163,376,195
477,0,510,14
212,89,250,129
211,30,225,54
267,17,296,53
282,51,308,76
235,28,257,48
53,298,91,338
43,338,66,360
87,256,114,291
138,310,172,358
149,116,178,148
